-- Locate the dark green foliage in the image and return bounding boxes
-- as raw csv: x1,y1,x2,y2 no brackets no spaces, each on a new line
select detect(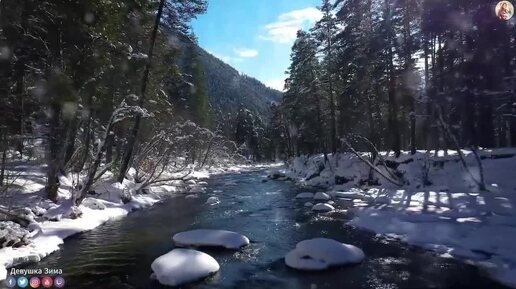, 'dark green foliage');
270,0,516,158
